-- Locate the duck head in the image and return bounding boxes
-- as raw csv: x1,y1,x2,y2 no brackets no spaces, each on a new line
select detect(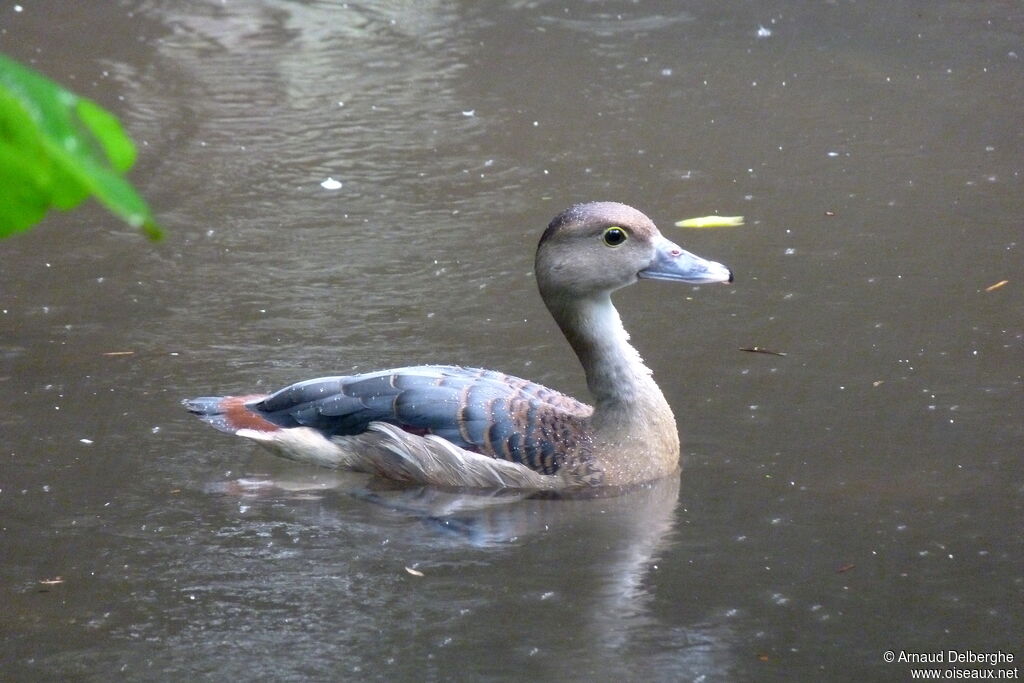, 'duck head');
535,202,733,301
